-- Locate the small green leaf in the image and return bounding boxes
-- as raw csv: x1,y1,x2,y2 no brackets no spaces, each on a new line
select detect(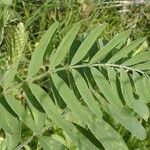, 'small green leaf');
38,136,67,150
120,69,149,121
0,104,12,134
132,41,148,56
107,67,124,108
90,30,131,63
72,69,103,118
51,74,90,123
49,22,81,68
1,61,19,90
122,51,150,66
108,38,146,63
95,93,147,140
143,76,150,103
91,67,122,109
4,94,39,133
88,119,128,150
133,72,150,109
23,84,46,131
28,22,59,77
0,95,21,149
133,62,150,71
71,24,107,65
